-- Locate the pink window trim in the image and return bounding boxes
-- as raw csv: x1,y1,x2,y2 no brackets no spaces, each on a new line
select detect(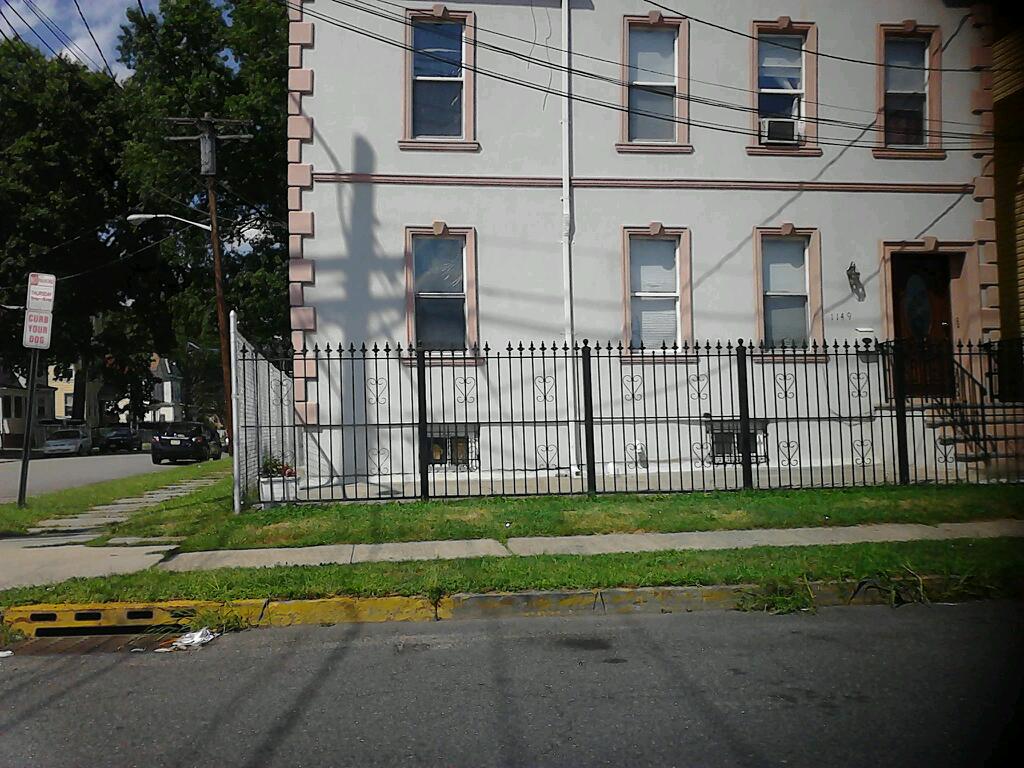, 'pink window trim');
748,19,820,156
753,226,825,353
404,225,480,354
619,14,691,152
621,226,694,350
875,23,945,159
402,8,478,151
